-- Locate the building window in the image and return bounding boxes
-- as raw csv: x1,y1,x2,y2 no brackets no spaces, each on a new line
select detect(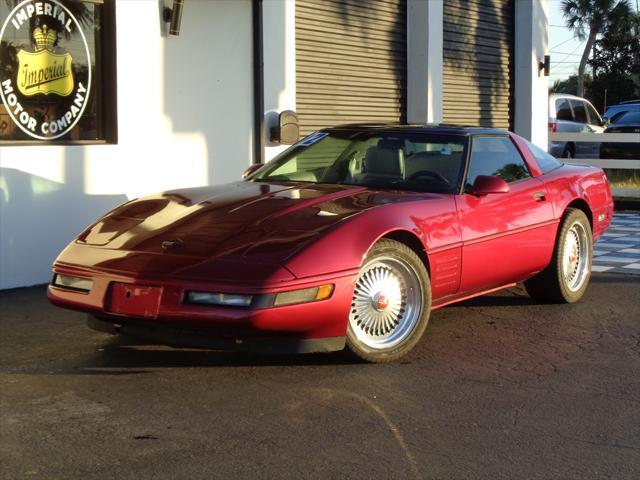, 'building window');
0,0,116,144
